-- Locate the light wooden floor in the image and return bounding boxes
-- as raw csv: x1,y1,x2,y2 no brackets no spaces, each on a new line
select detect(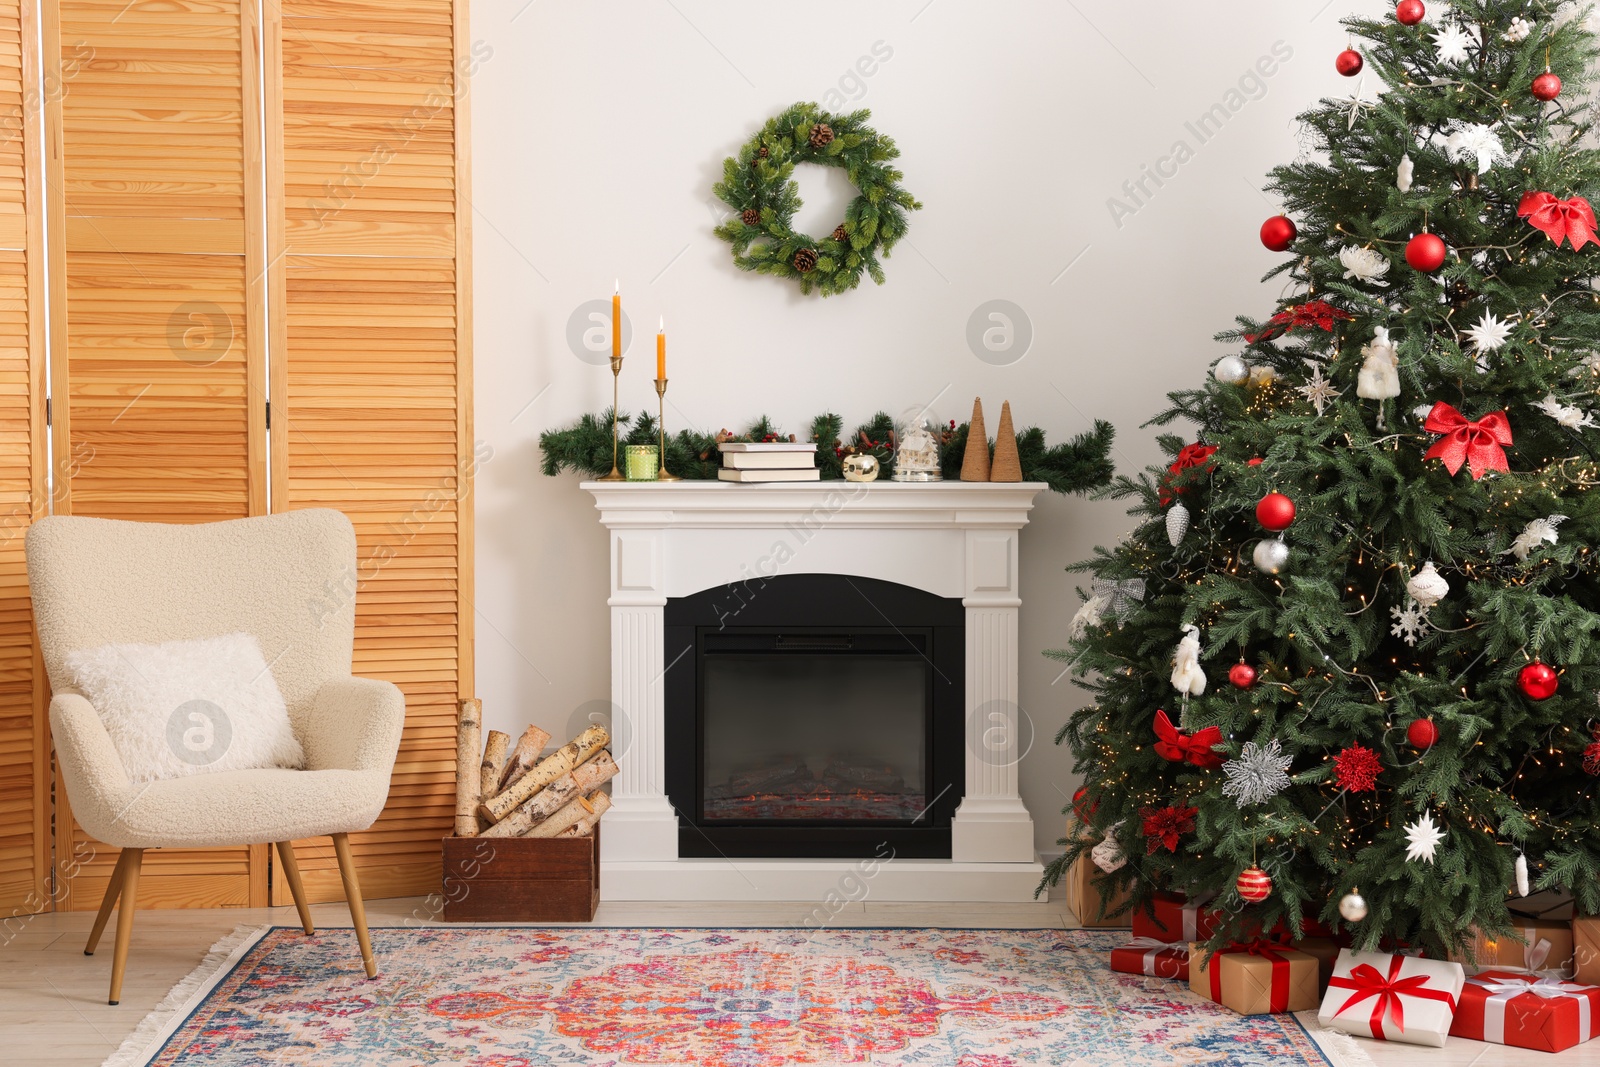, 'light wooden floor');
0,889,1593,1066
